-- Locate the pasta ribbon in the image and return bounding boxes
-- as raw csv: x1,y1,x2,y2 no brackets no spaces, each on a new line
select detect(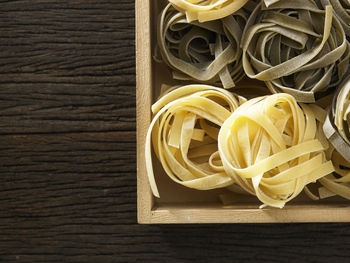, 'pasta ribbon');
145,84,245,197
218,93,334,208
263,0,281,7
158,3,249,89
318,146,350,200
169,0,249,22
320,0,350,37
241,1,350,102
323,77,350,162
319,77,350,200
